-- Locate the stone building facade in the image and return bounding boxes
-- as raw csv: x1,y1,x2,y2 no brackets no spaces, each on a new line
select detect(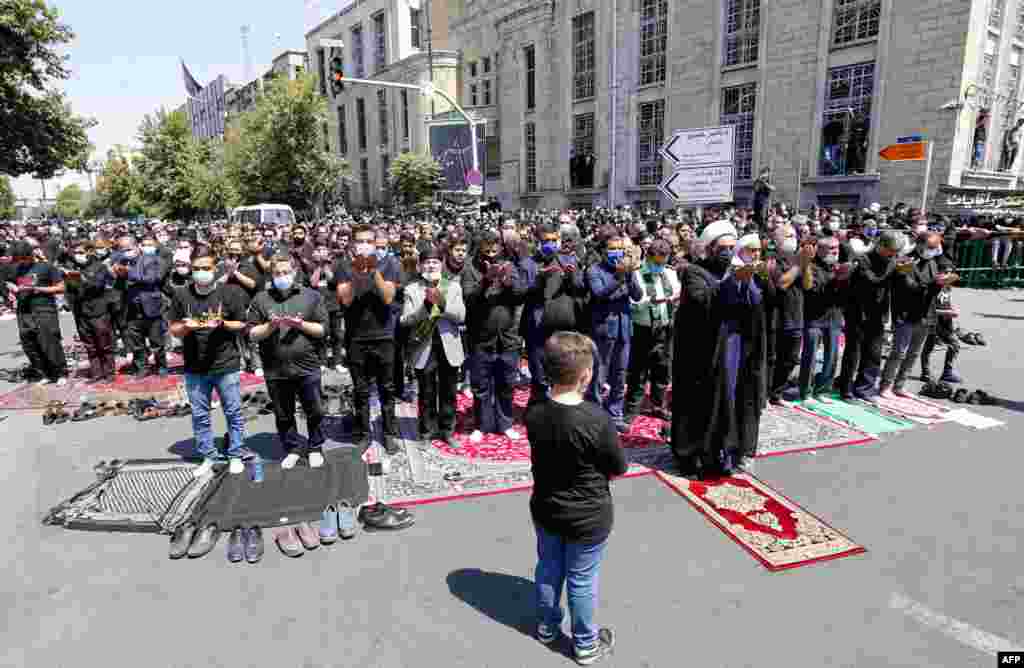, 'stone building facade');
447,0,1020,213
306,0,460,207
